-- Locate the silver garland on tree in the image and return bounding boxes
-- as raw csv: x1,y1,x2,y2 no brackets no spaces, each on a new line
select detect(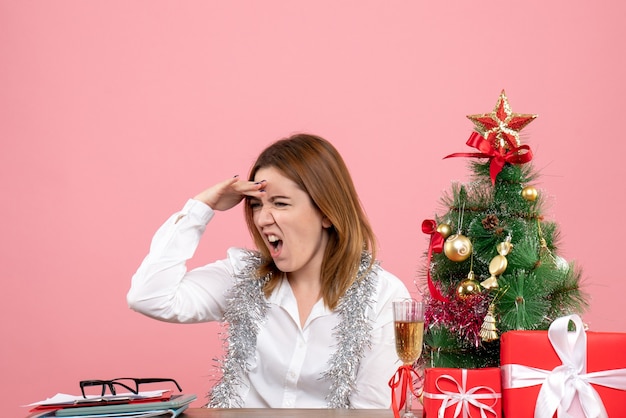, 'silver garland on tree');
207,251,378,408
